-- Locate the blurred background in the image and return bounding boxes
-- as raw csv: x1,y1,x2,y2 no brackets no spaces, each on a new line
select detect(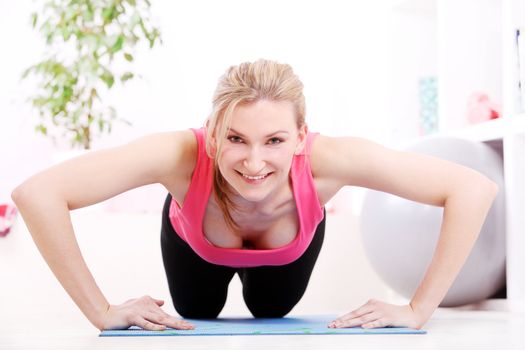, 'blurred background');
0,0,505,212
1,0,518,327
0,0,395,206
